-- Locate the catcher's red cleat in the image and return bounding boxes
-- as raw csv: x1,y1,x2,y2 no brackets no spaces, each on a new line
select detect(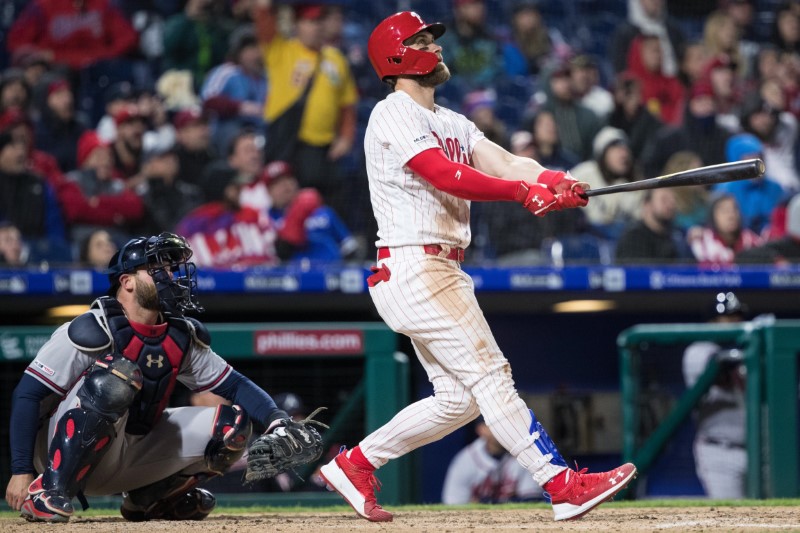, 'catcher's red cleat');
20,492,73,523
545,463,637,521
319,450,393,522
